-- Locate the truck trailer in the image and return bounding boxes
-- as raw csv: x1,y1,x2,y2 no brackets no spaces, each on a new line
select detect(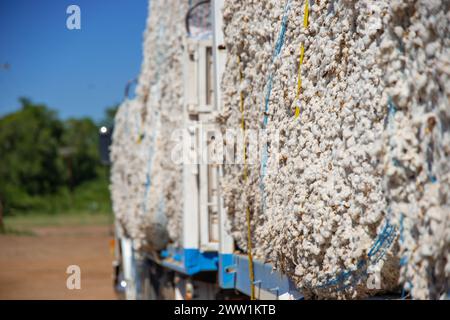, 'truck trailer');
105,0,450,300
